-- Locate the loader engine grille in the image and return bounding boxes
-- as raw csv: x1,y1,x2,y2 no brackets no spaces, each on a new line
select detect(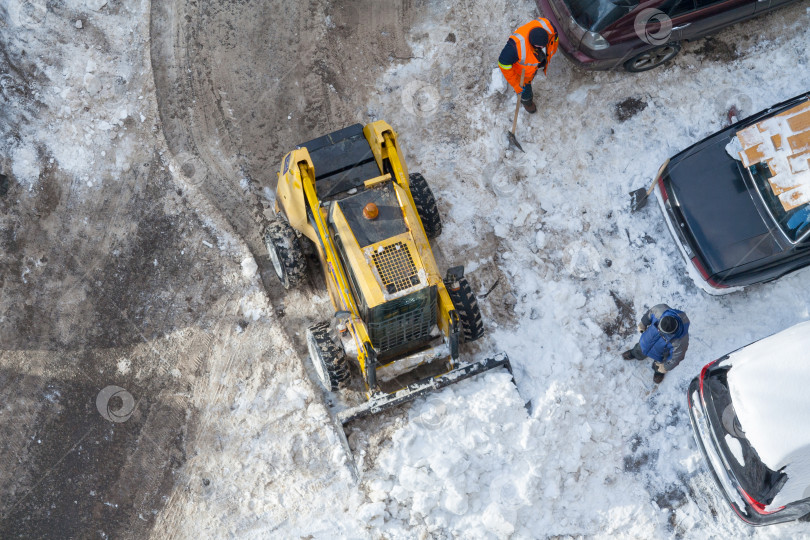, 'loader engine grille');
371,242,420,294
367,285,437,353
